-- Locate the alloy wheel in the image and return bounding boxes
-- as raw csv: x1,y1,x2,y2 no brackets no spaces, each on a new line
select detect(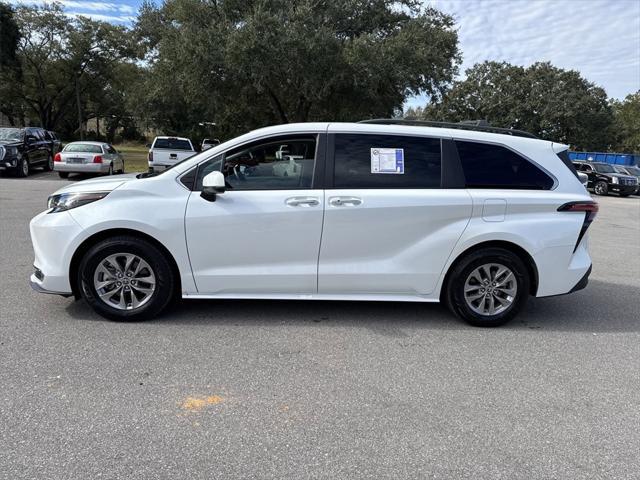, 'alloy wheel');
463,263,518,316
93,253,156,310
